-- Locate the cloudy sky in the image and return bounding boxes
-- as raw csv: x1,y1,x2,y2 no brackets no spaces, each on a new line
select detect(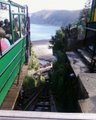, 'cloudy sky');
12,0,88,13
